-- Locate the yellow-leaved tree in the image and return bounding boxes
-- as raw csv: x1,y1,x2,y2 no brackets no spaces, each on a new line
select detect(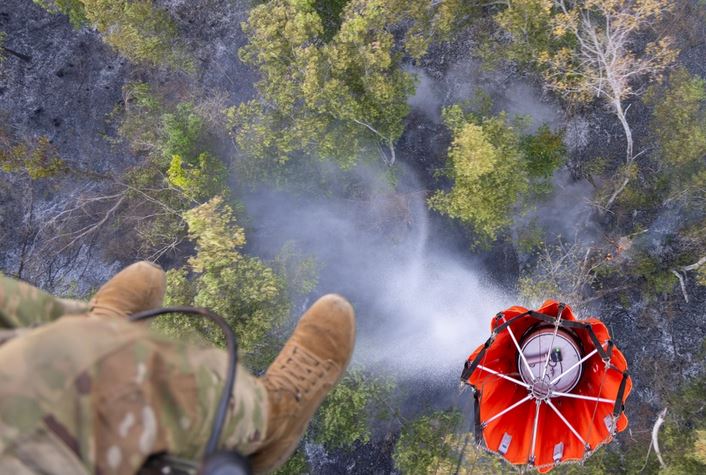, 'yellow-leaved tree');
429,105,564,245
429,112,529,243
158,197,290,357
